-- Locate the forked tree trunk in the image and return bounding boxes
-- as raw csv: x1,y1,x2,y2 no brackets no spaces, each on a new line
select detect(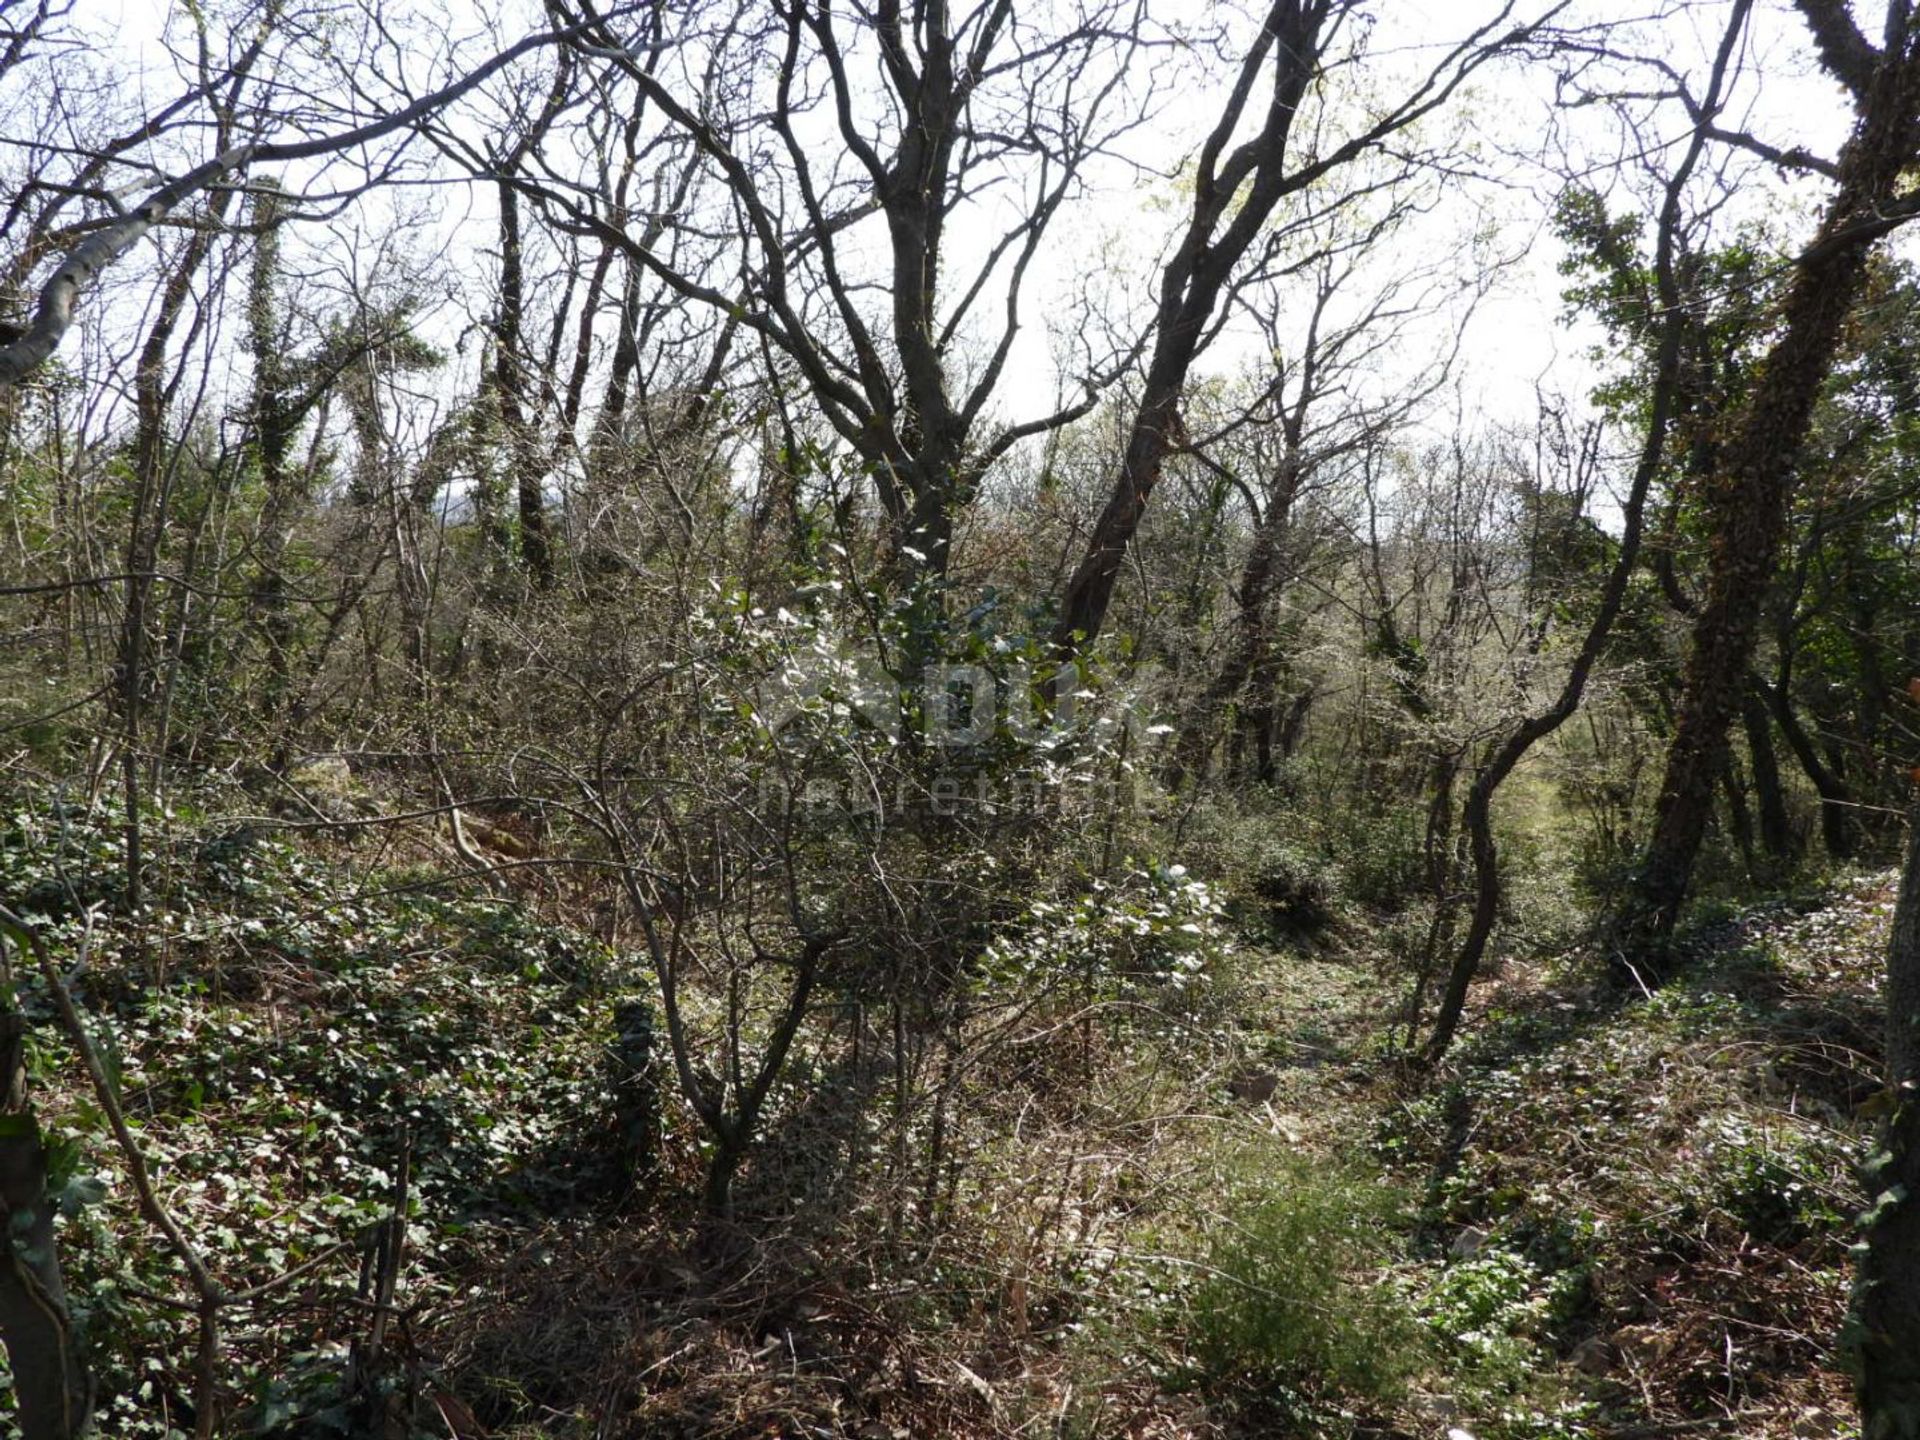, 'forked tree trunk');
1767,675,1860,860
